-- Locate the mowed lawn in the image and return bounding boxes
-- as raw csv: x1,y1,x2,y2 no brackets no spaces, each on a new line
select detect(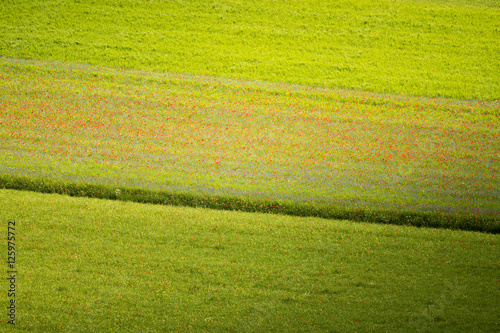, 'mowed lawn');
1,58,499,218
1,189,499,332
